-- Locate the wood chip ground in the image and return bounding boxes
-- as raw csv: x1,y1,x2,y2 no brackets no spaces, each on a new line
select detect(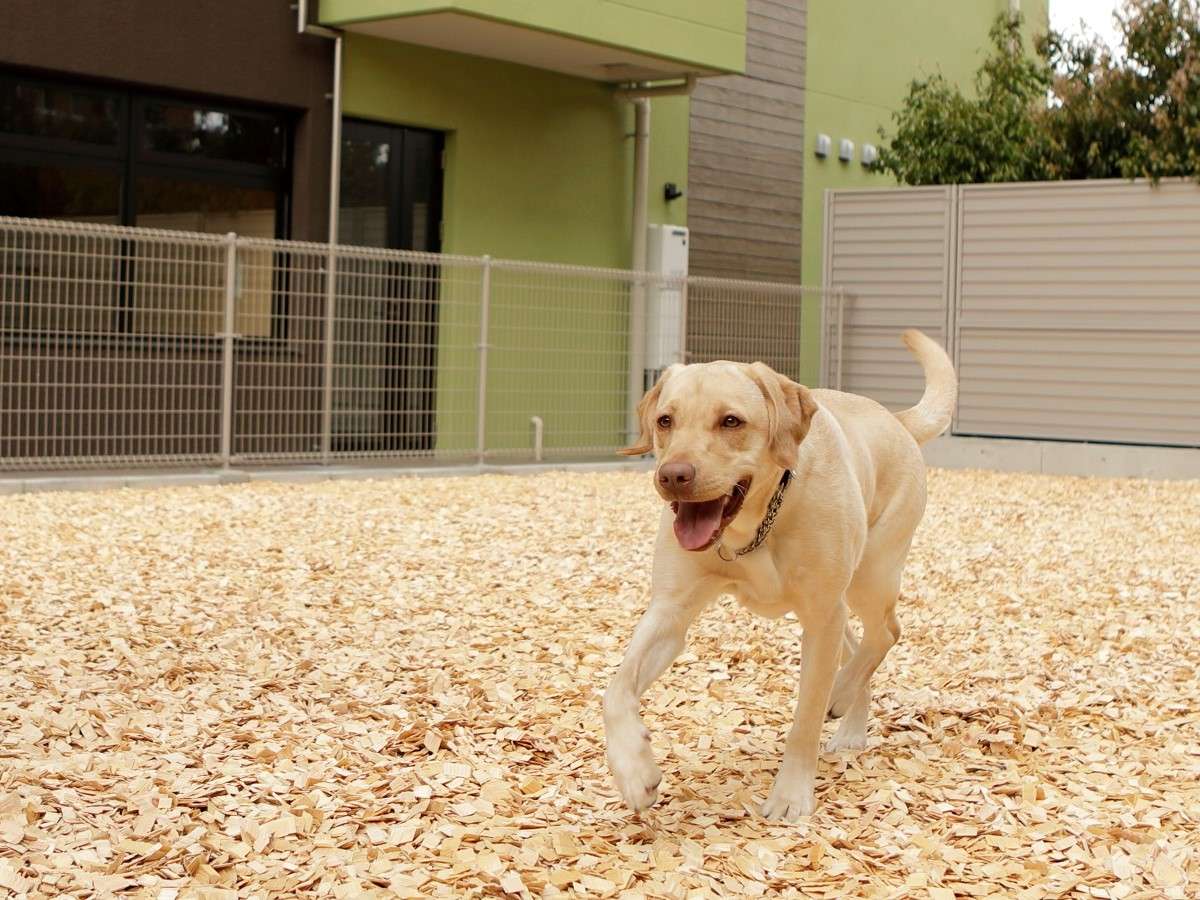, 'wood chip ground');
1,468,1197,899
